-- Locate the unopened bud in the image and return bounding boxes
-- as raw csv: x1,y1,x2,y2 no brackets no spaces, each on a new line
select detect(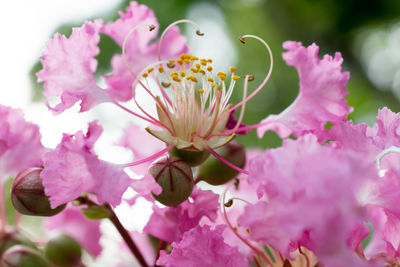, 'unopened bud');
198,141,246,185
0,228,36,256
1,245,50,267
45,234,82,267
168,147,210,167
11,167,66,216
149,155,194,206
